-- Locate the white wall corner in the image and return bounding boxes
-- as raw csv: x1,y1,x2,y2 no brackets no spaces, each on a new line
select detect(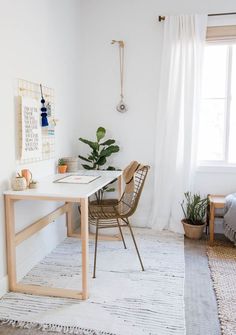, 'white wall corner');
0,275,8,298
